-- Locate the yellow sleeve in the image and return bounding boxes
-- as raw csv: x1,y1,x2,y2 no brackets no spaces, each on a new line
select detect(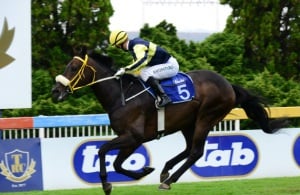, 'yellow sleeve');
125,44,148,72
